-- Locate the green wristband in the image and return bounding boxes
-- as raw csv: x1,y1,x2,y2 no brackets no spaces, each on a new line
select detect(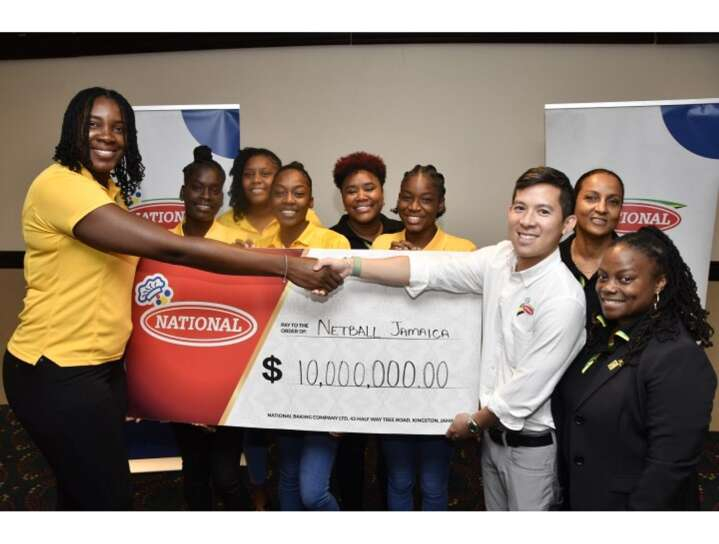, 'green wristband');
352,256,362,277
